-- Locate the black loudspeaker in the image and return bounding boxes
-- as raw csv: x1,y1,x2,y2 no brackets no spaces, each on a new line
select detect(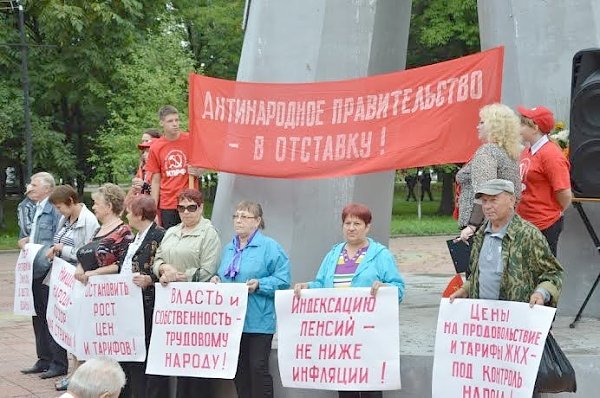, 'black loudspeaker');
570,49,600,198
